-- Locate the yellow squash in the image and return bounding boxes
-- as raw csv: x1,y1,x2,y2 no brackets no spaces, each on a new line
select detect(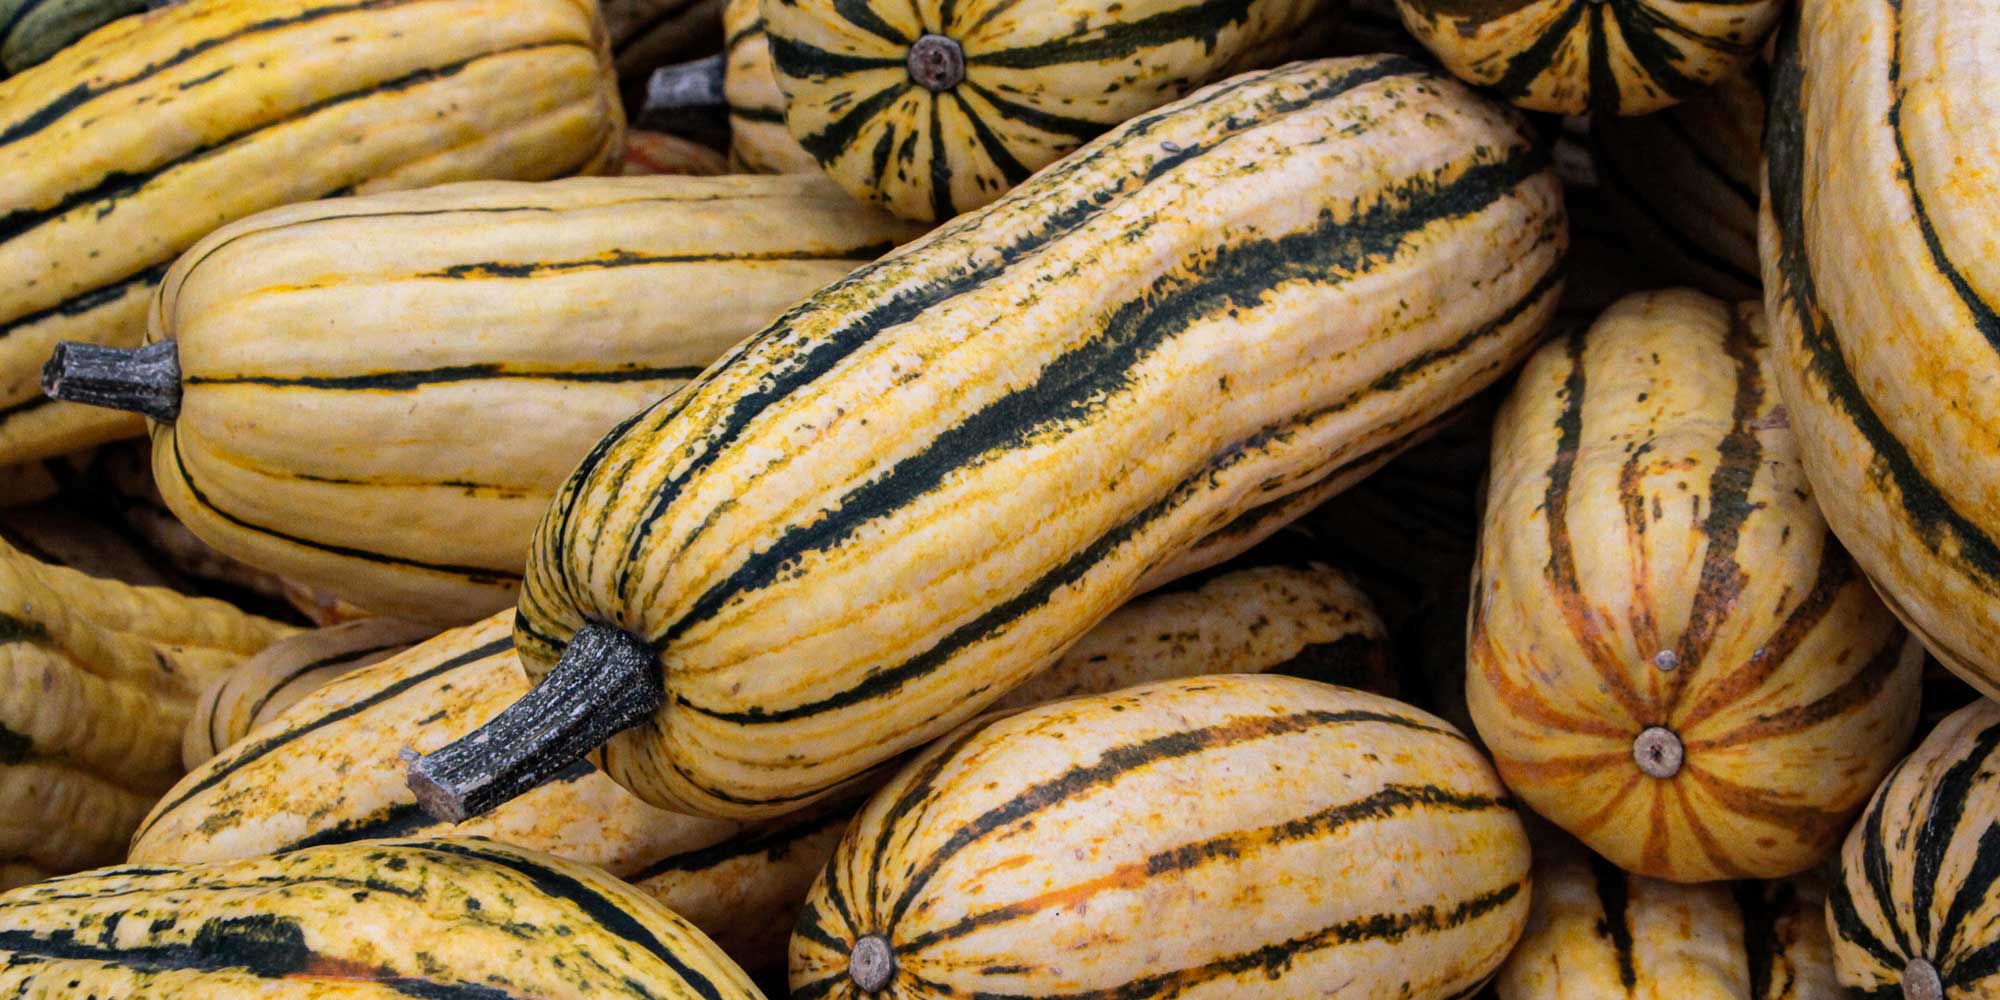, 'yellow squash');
721,0,818,173
790,675,1530,999
1469,290,1921,882
0,0,625,466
